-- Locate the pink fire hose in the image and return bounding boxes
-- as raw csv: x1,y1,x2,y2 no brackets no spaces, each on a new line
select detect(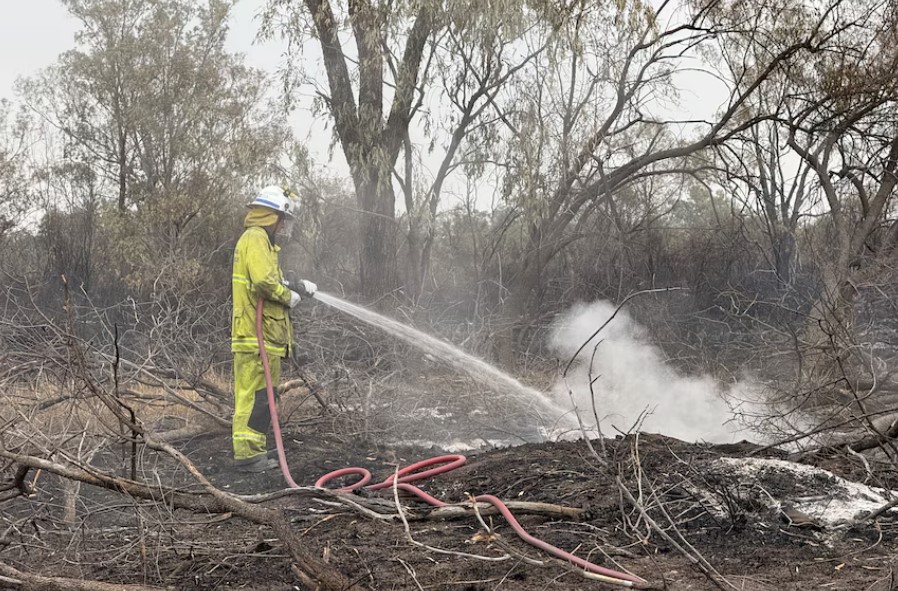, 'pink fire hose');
256,298,300,488
256,298,645,587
